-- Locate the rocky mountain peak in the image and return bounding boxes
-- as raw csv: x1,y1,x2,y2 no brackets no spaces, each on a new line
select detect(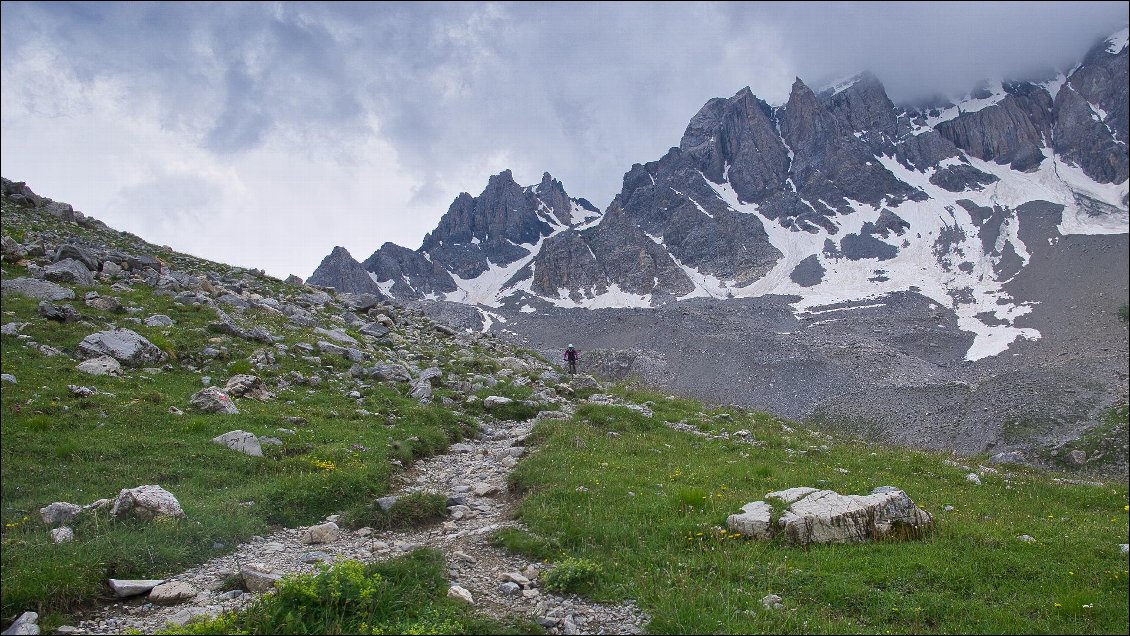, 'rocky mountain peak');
307,246,384,296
